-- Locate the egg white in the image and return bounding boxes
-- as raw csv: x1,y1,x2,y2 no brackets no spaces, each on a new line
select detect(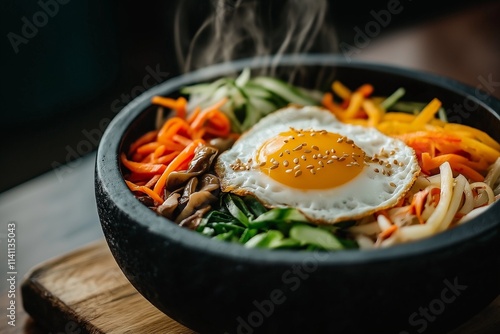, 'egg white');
215,106,420,224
